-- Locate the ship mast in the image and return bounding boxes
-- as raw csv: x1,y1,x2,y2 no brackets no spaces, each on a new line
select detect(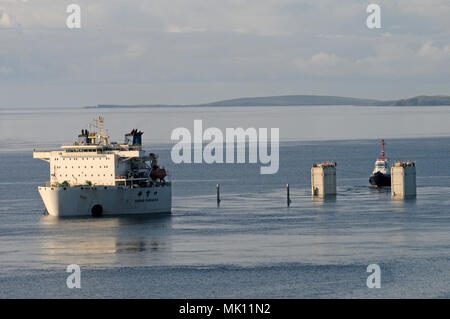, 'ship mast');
380,139,387,161
93,116,109,145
